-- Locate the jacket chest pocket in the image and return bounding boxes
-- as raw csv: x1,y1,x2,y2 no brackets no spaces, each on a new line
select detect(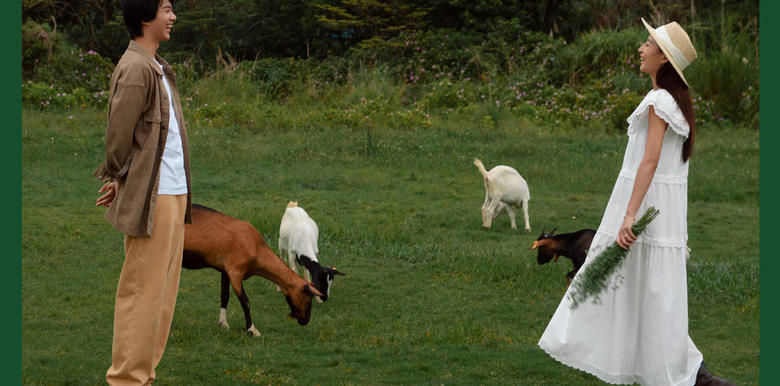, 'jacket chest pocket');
141,111,162,150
